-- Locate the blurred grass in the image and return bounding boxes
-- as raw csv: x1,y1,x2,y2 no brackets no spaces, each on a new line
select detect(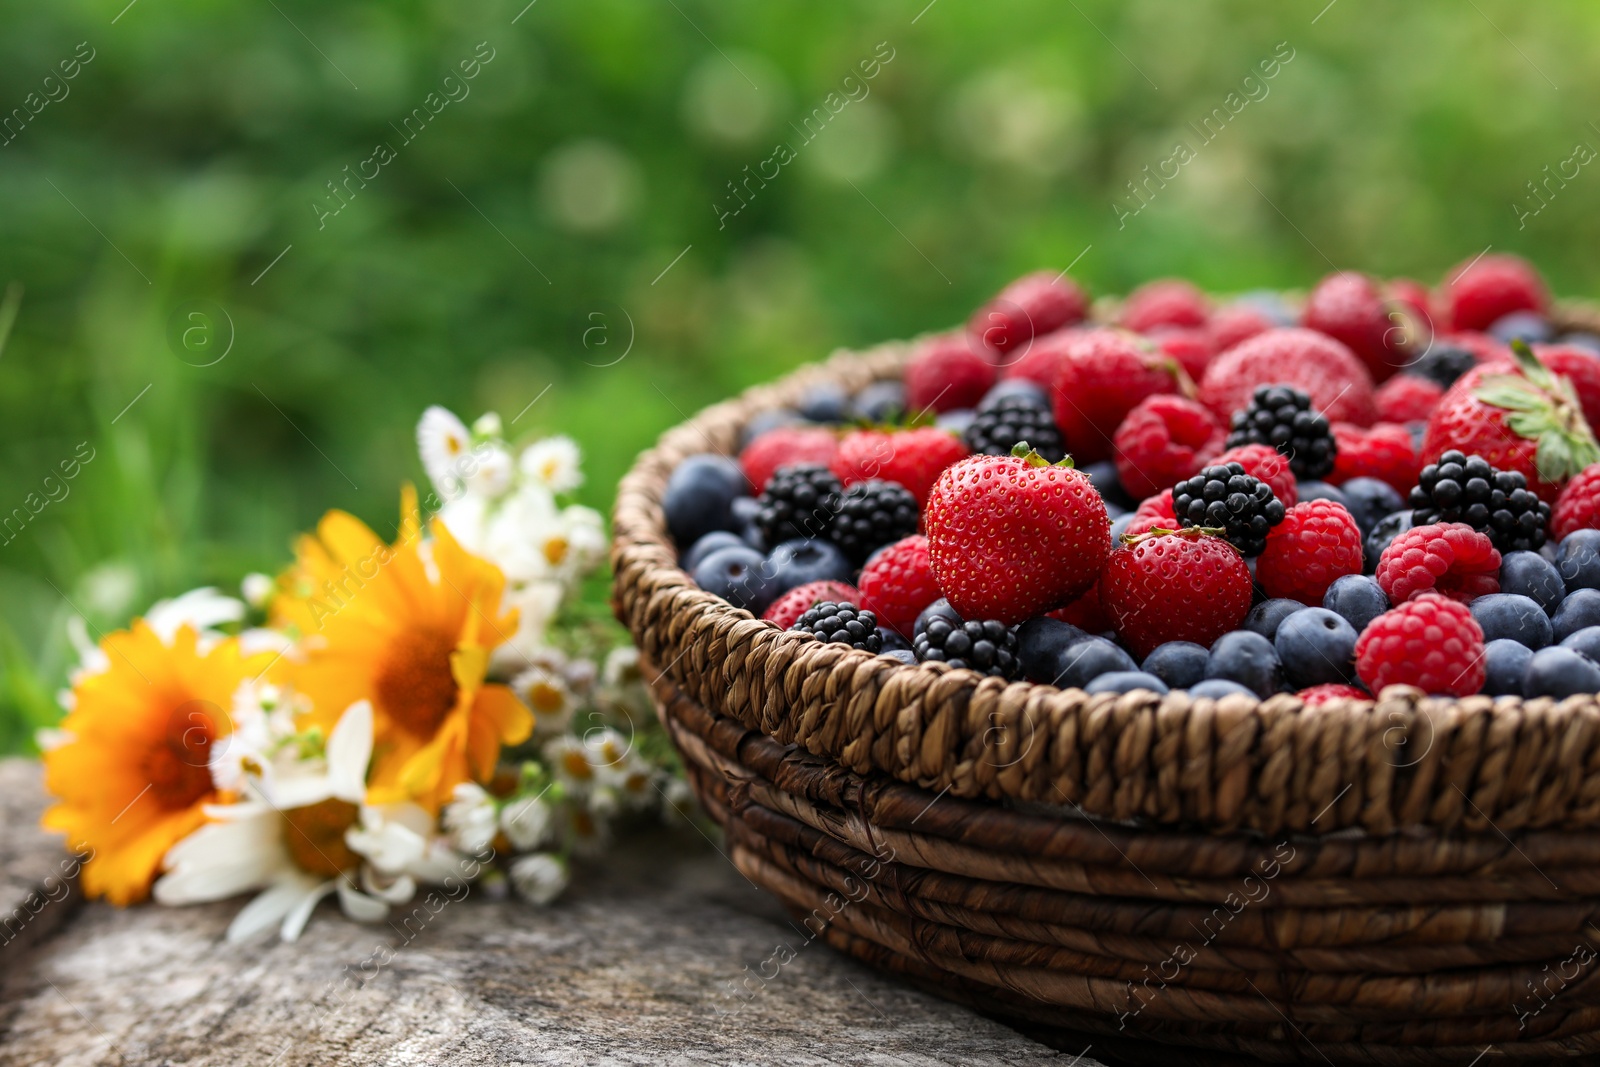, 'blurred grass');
5,0,1600,750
